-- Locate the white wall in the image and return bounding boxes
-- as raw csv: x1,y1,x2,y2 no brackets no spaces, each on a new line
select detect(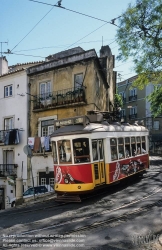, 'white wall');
0,70,28,208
